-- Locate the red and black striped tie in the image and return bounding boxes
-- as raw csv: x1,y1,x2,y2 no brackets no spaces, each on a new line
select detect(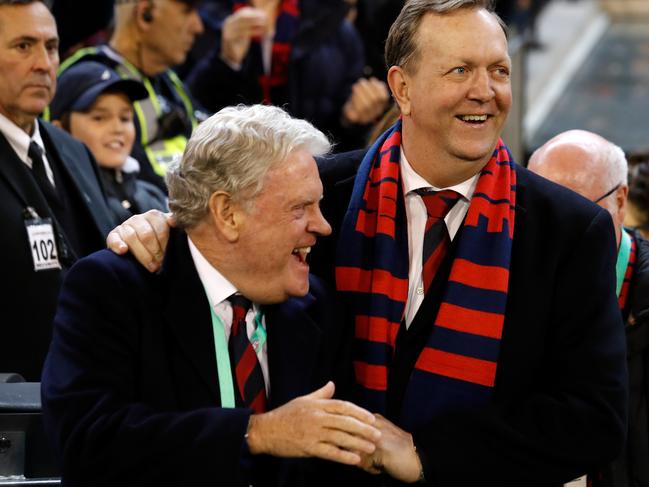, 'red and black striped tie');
228,295,267,413
416,189,461,293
